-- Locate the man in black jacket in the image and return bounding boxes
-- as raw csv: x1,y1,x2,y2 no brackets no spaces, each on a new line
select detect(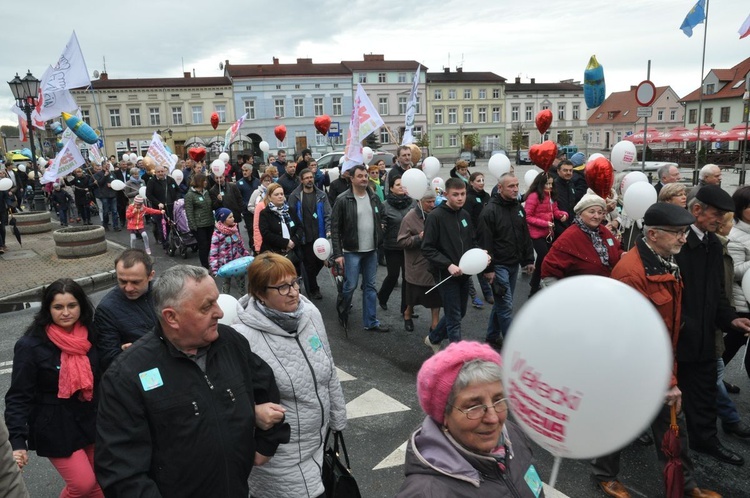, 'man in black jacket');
479,173,534,350
209,173,244,223
145,165,179,249
95,265,290,497
277,161,300,196
68,168,93,225
554,160,583,228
